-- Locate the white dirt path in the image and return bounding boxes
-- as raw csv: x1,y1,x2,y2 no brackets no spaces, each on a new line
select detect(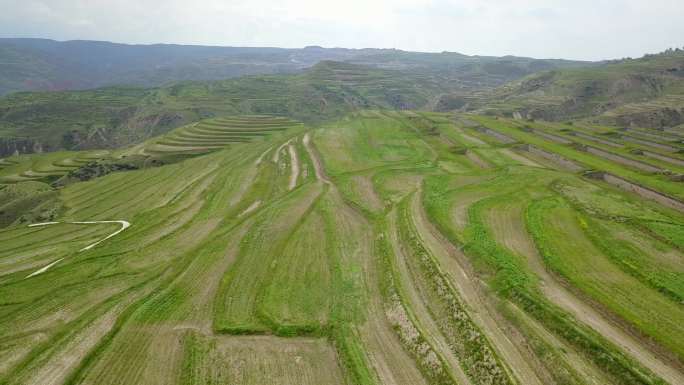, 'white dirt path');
255,146,272,166
303,133,330,184
288,144,299,191
25,220,131,278
238,200,262,218
273,138,292,163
